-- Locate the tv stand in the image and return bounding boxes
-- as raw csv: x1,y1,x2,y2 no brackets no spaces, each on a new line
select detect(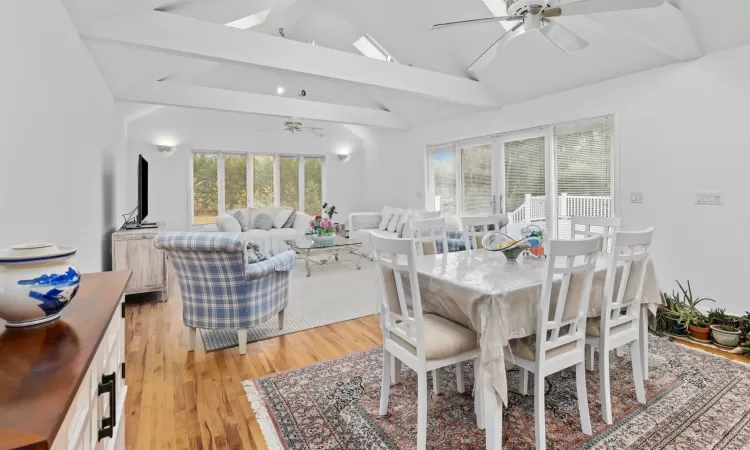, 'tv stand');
112,222,169,302
124,221,159,230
